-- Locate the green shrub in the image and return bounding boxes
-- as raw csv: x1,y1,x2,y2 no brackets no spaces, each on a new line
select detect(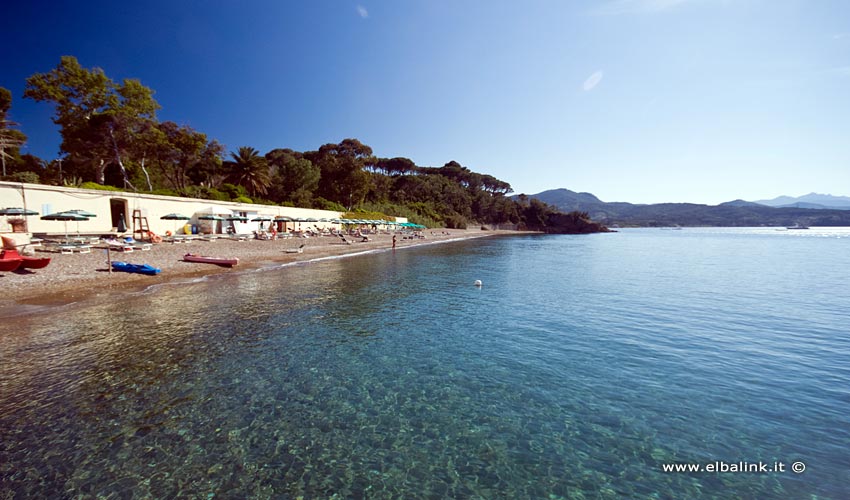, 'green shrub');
6,171,40,184
79,181,121,191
